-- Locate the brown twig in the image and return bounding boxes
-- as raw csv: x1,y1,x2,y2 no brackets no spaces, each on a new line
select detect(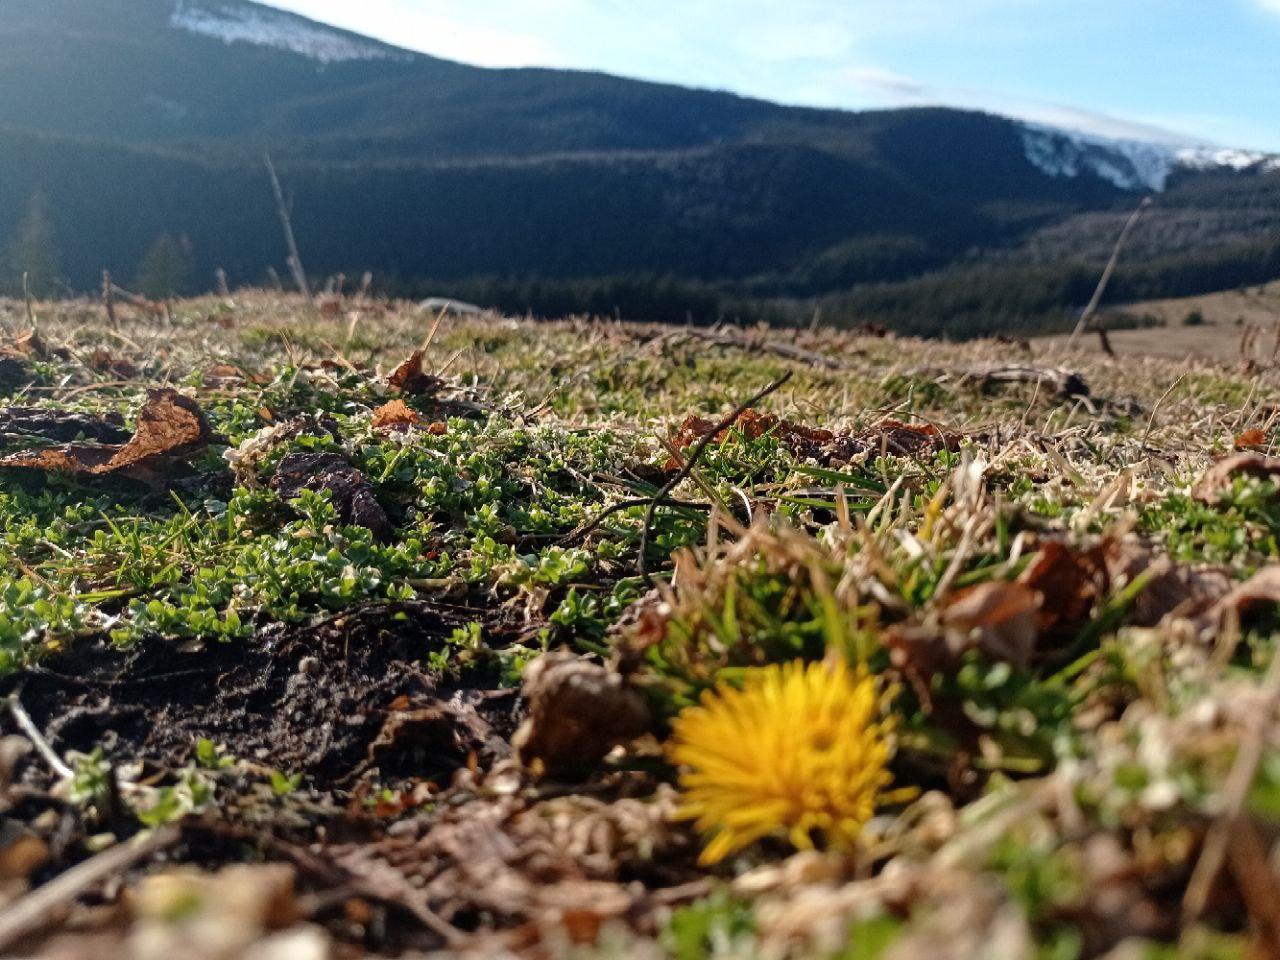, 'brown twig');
265,152,312,302
21,271,35,329
677,325,845,370
1067,195,1153,350
101,269,117,328
637,372,793,577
